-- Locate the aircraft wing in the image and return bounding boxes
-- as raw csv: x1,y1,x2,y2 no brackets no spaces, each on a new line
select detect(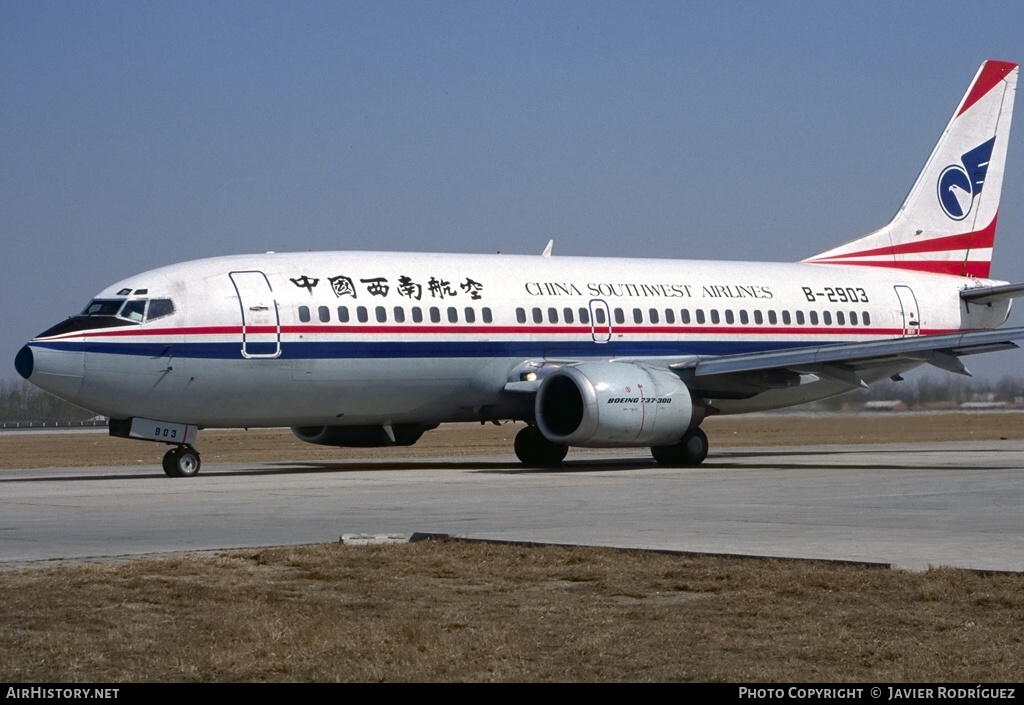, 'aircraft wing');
668,326,1024,397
